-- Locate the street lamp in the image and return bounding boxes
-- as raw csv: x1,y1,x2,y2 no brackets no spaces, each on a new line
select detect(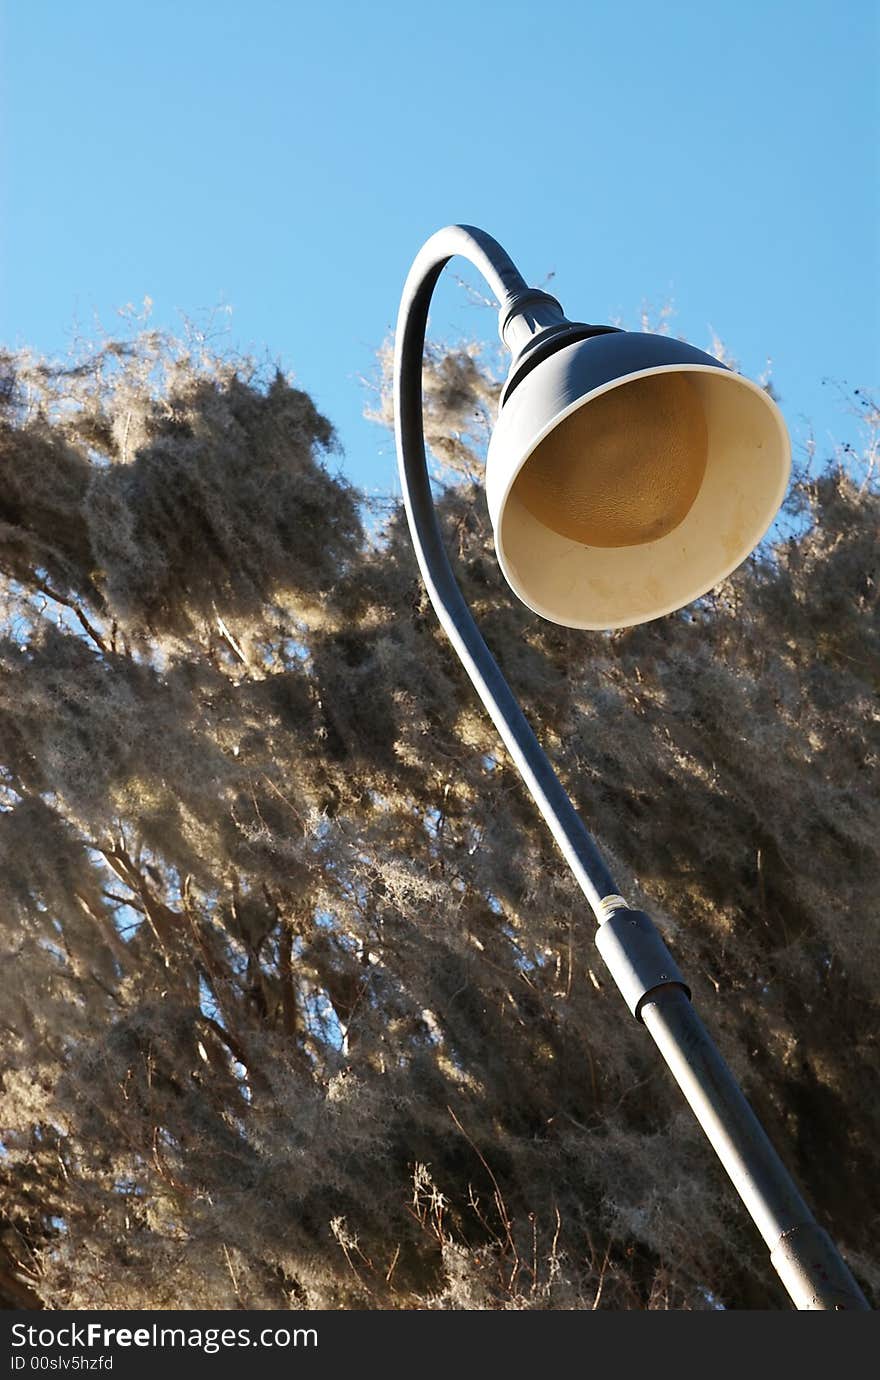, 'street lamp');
392,224,869,1311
